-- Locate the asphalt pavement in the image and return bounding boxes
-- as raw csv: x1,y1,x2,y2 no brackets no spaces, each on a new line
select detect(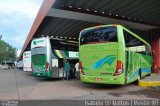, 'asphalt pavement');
0,69,159,106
